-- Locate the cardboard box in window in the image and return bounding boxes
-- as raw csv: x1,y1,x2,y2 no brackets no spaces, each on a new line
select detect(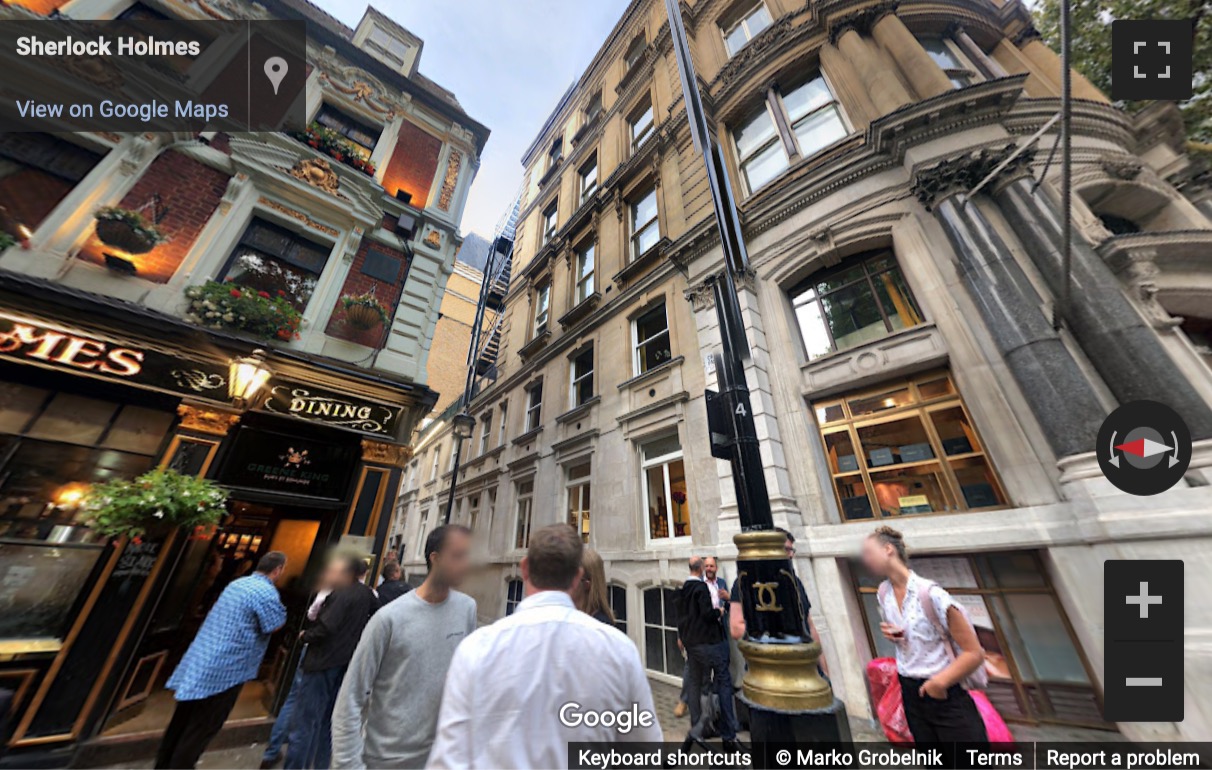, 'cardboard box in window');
898,443,934,463
942,436,973,456
836,454,859,473
868,448,895,467
962,483,999,508
842,496,874,519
